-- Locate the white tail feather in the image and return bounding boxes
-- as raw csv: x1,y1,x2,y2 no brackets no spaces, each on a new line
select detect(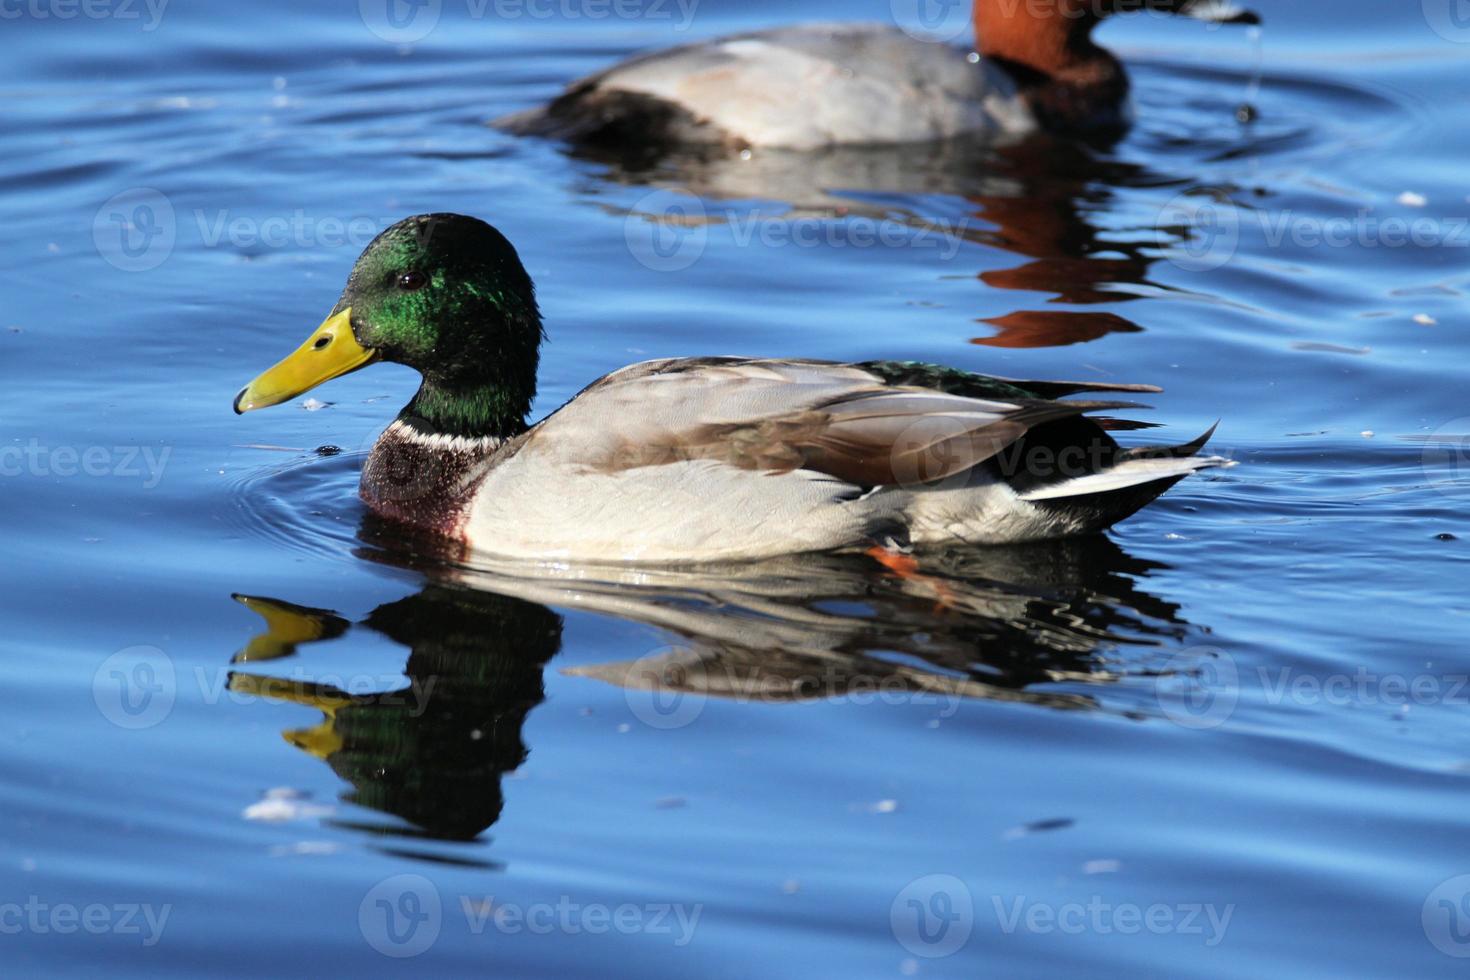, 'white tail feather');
1019,456,1232,502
